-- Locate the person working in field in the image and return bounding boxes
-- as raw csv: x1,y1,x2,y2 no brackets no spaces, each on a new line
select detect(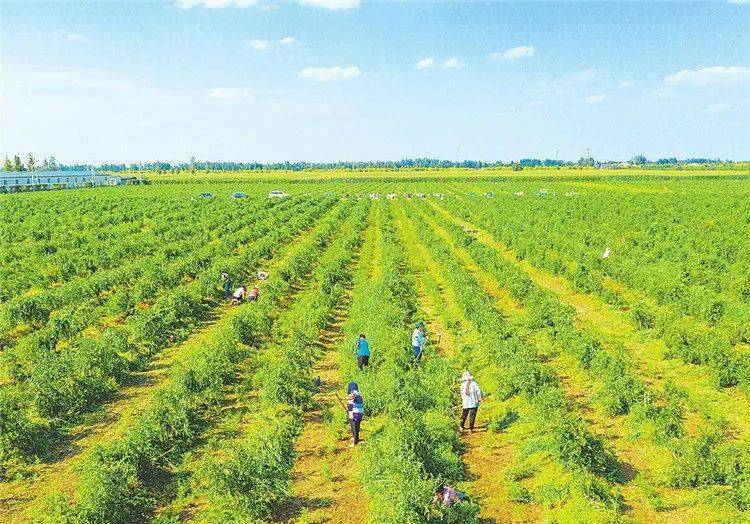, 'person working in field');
248,285,260,301
346,381,364,447
231,285,247,306
460,371,483,433
412,322,426,361
433,485,467,508
354,334,370,370
220,271,232,299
